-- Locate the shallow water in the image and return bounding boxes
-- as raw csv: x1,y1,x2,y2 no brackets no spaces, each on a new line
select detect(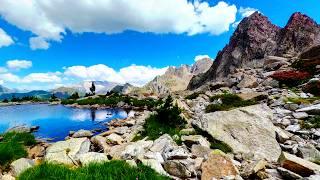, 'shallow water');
0,104,127,141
